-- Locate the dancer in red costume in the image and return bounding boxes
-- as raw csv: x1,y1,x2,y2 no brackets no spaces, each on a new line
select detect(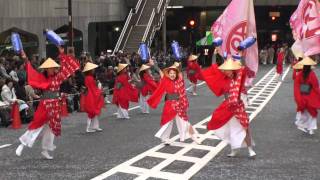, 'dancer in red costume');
294,57,320,135
16,46,80,159
112,63,139,119
186,55,203,96
138,64,158,114
147,61,200,145
82,62,104,133
276,48,285,82
204,54,256,158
